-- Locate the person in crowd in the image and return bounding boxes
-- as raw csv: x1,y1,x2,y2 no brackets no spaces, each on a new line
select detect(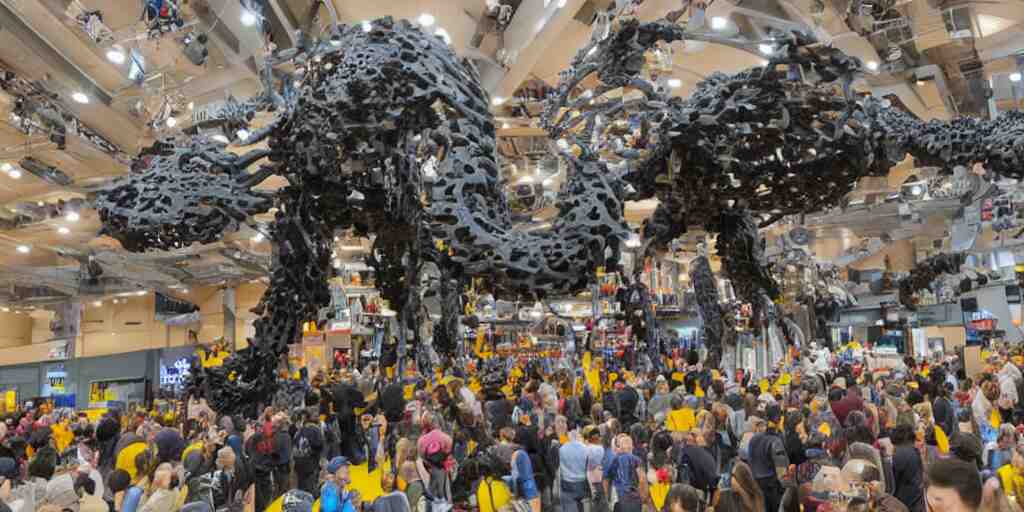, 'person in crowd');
604,433,646,512
747,404,788,512
892,423,925,512
292,409,323,495
927,458,983,512
558,428,590,512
